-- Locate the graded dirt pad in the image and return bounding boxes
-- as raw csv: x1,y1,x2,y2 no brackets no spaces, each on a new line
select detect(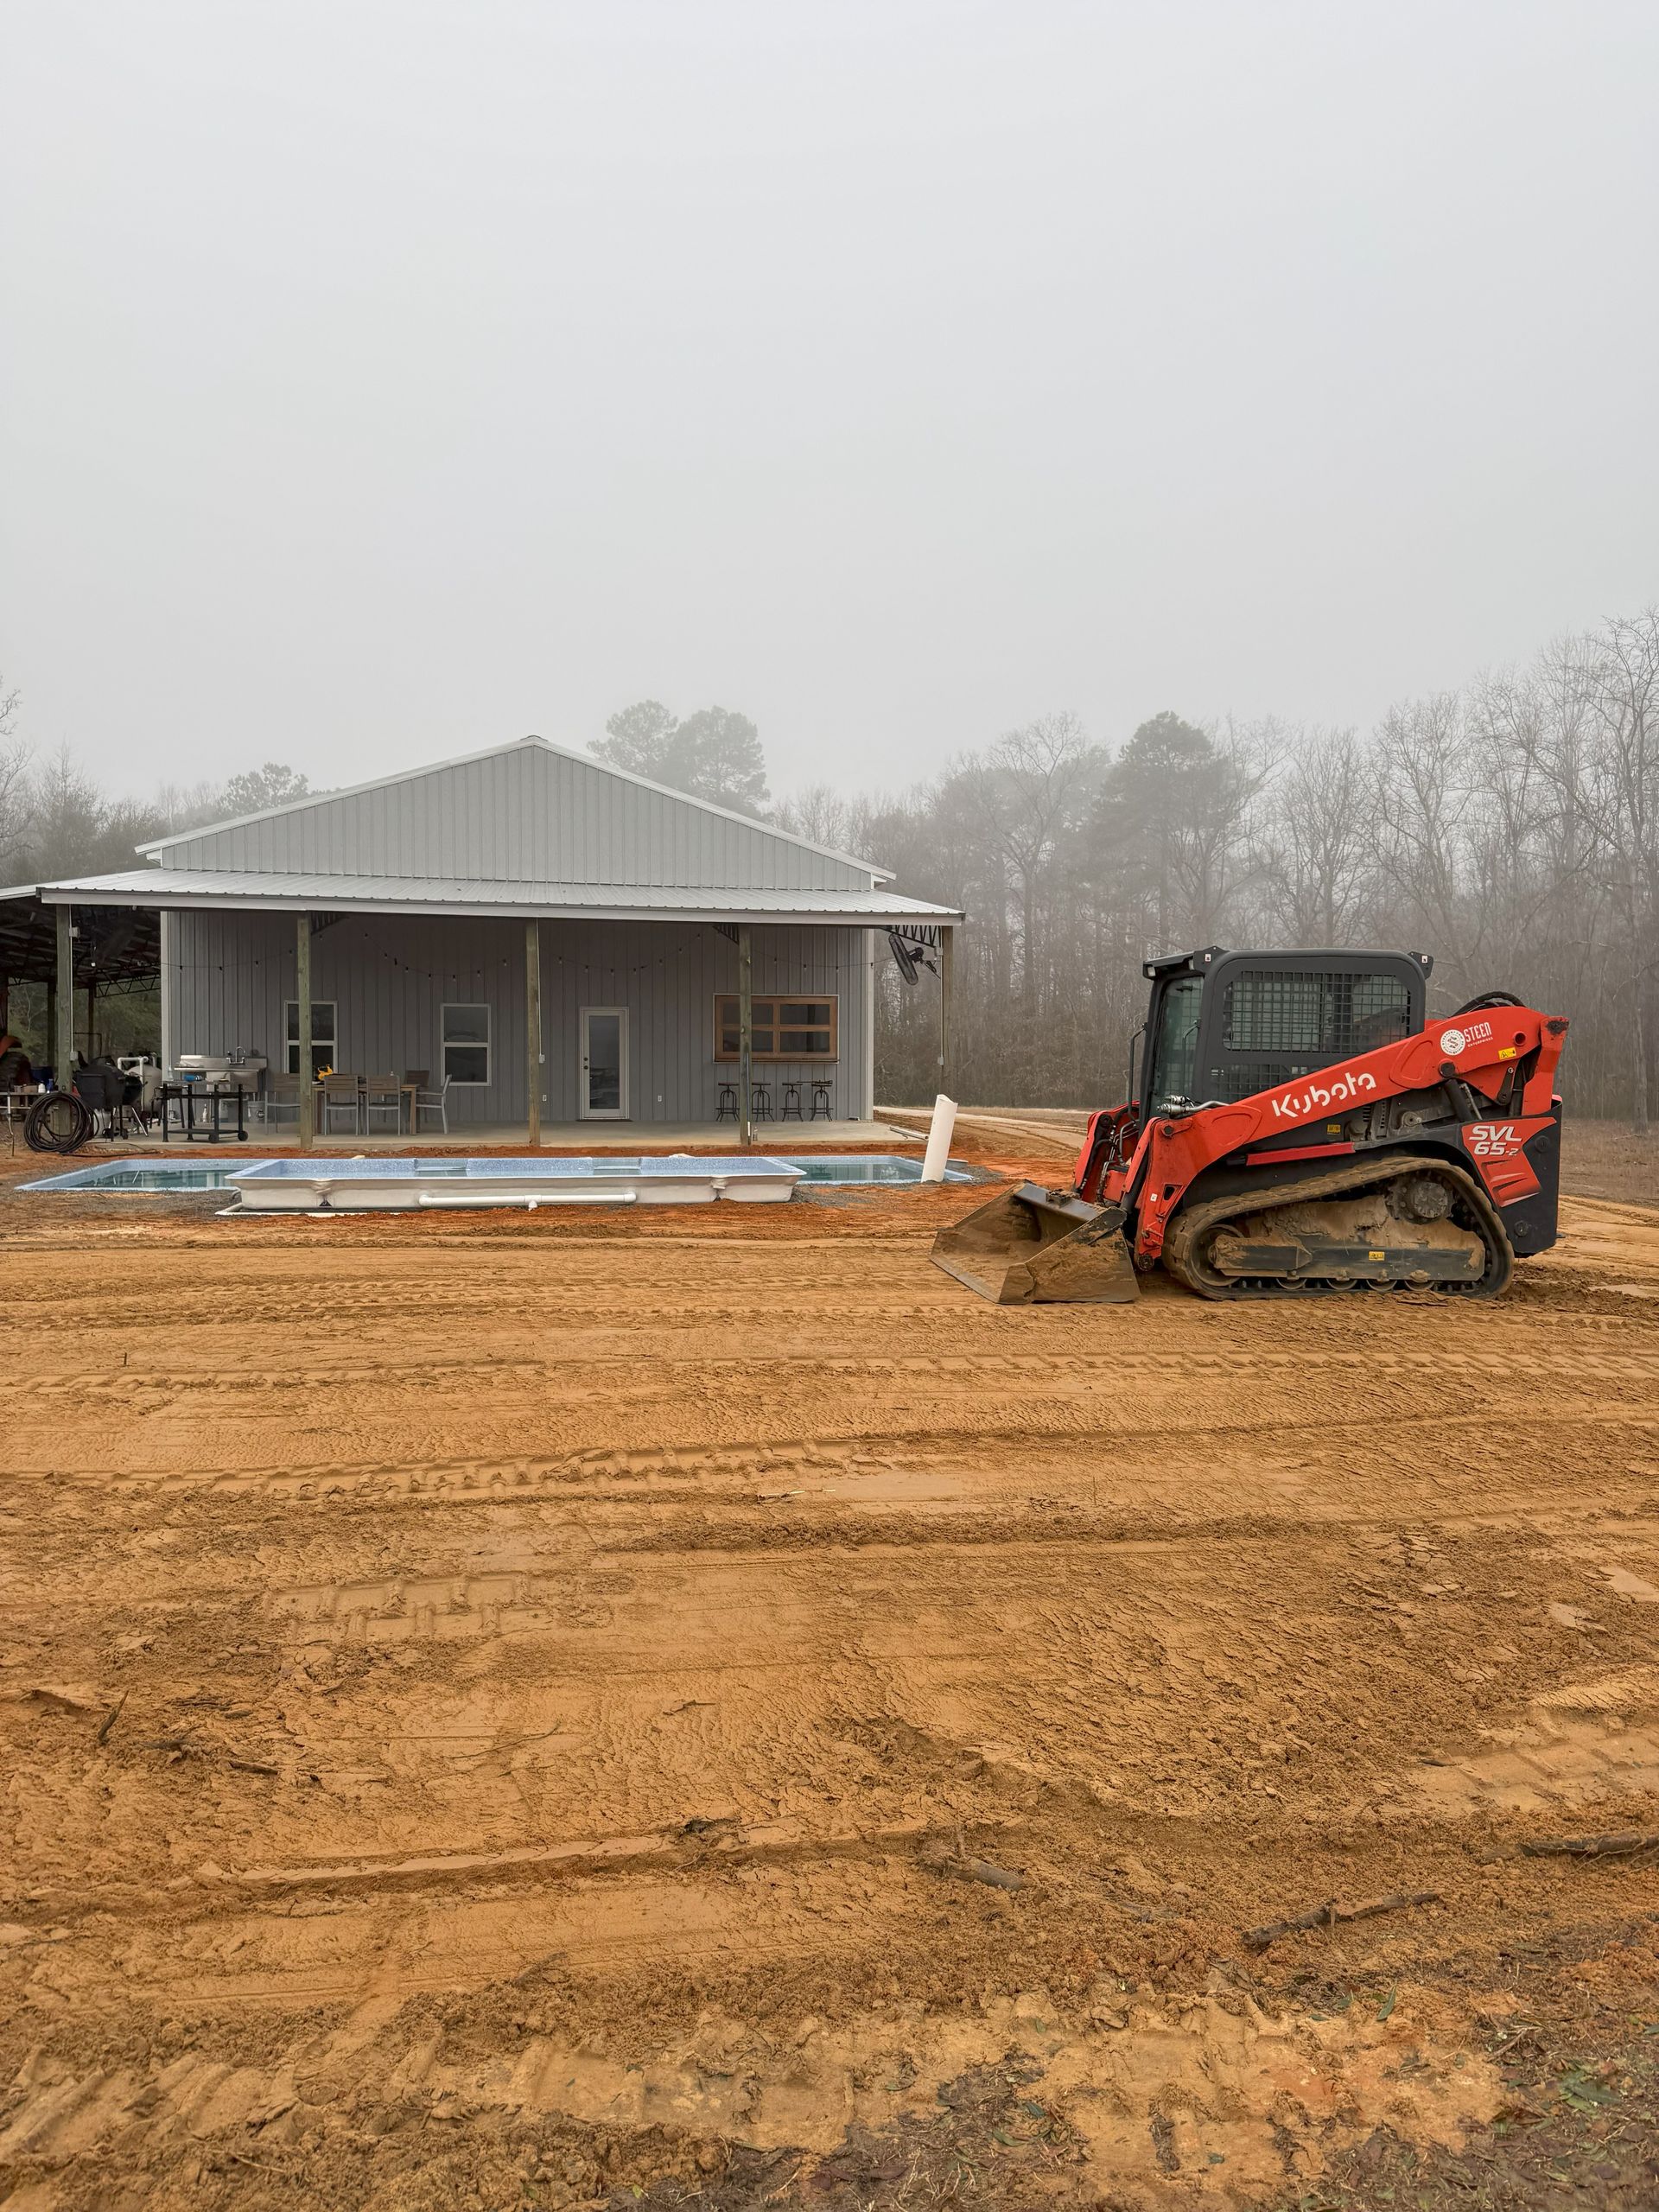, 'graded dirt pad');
3,1140,1659,2209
